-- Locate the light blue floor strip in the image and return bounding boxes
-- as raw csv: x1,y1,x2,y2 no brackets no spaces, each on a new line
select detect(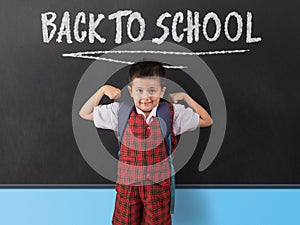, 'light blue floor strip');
0,189,298,225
